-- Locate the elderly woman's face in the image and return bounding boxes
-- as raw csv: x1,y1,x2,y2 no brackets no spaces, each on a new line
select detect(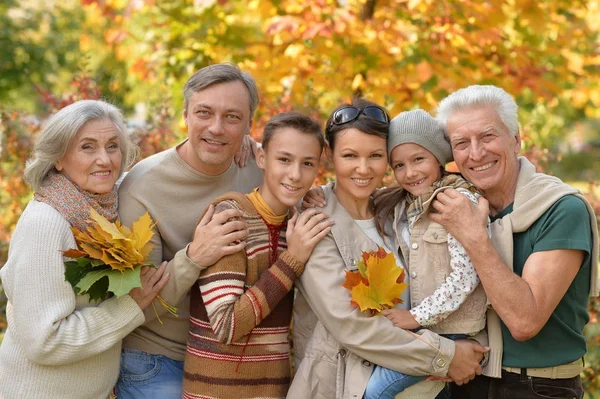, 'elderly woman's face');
55,119,122,194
